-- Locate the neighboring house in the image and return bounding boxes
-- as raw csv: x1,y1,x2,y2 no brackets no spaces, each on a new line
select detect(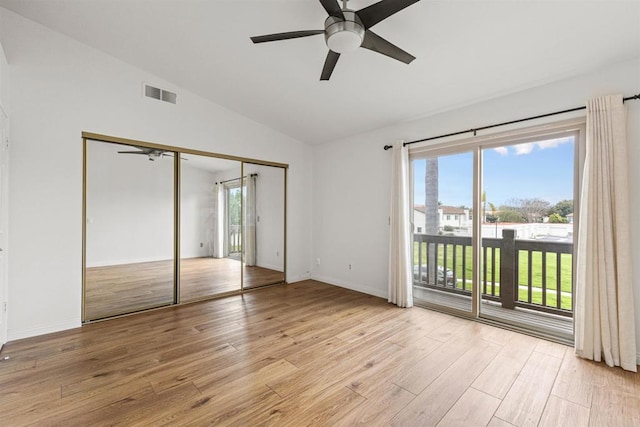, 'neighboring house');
414,205,472,232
